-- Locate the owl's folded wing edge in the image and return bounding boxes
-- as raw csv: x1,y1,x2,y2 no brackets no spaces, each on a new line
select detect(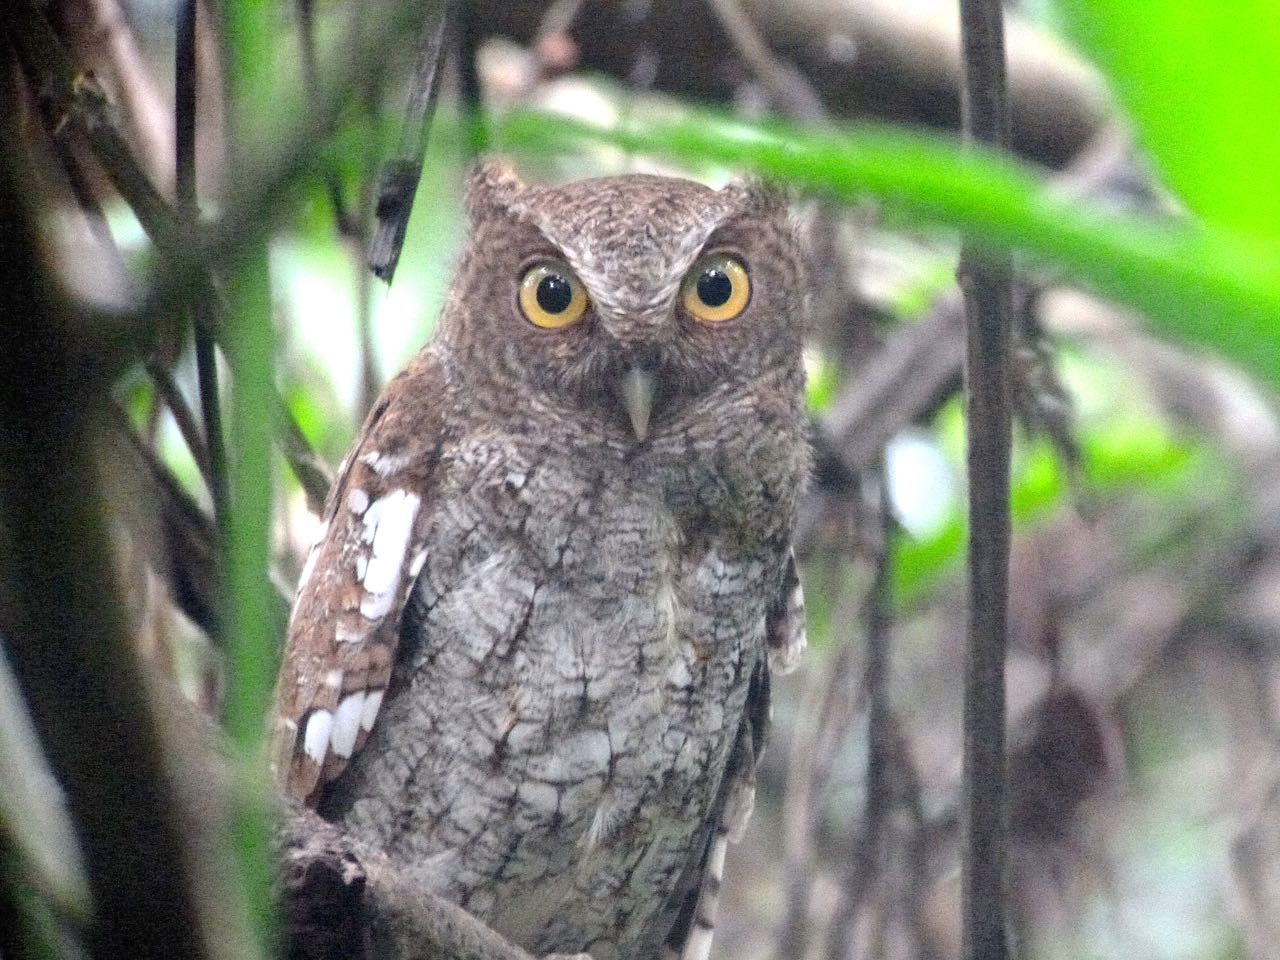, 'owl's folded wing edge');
270,350,450,806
